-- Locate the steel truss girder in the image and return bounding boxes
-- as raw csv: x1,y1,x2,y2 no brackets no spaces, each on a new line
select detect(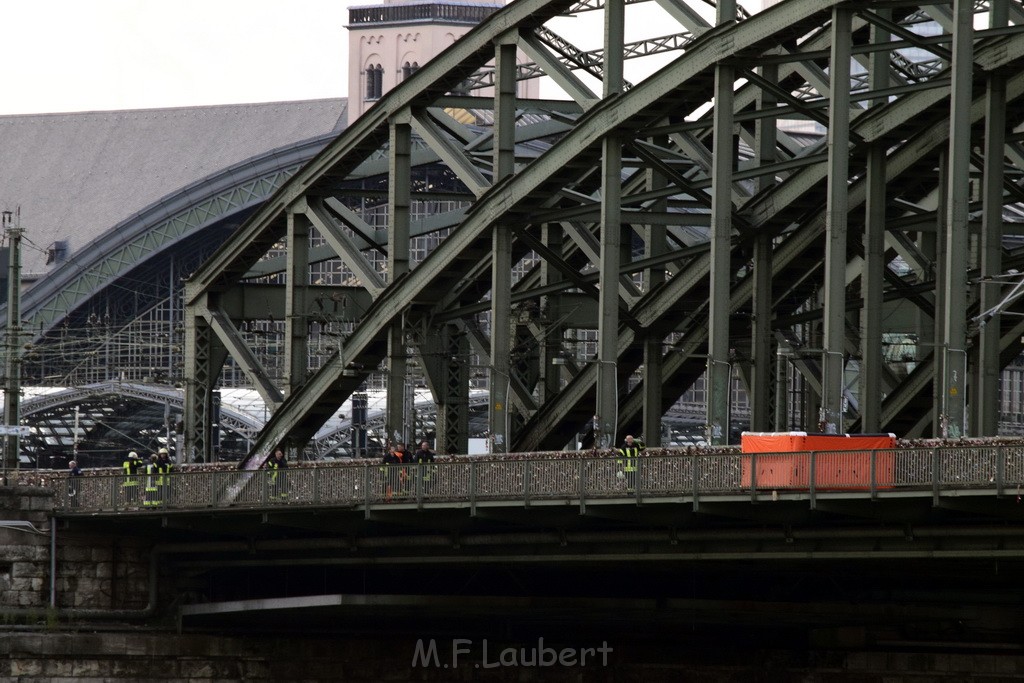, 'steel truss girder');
222,1,839,464
185,0,1024,466
520,13,1024,446
205,307,283,408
